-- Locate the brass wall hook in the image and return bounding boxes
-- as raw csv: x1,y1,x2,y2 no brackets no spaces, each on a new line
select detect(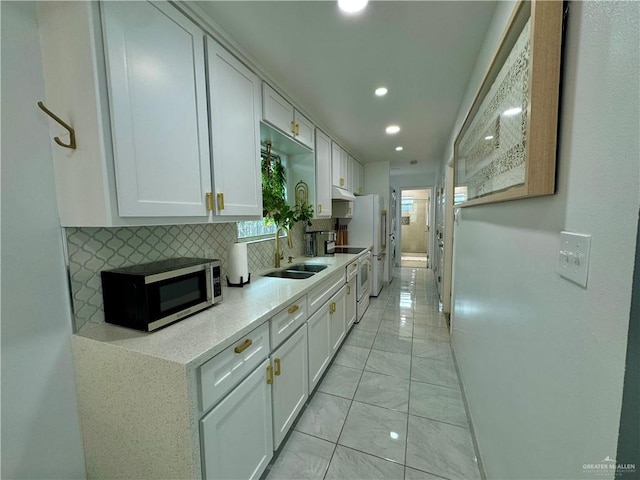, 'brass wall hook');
37,101,76,150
